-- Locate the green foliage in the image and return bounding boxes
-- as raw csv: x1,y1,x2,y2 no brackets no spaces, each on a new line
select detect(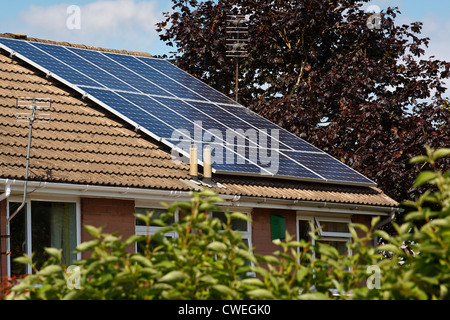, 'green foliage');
6,148,449,300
